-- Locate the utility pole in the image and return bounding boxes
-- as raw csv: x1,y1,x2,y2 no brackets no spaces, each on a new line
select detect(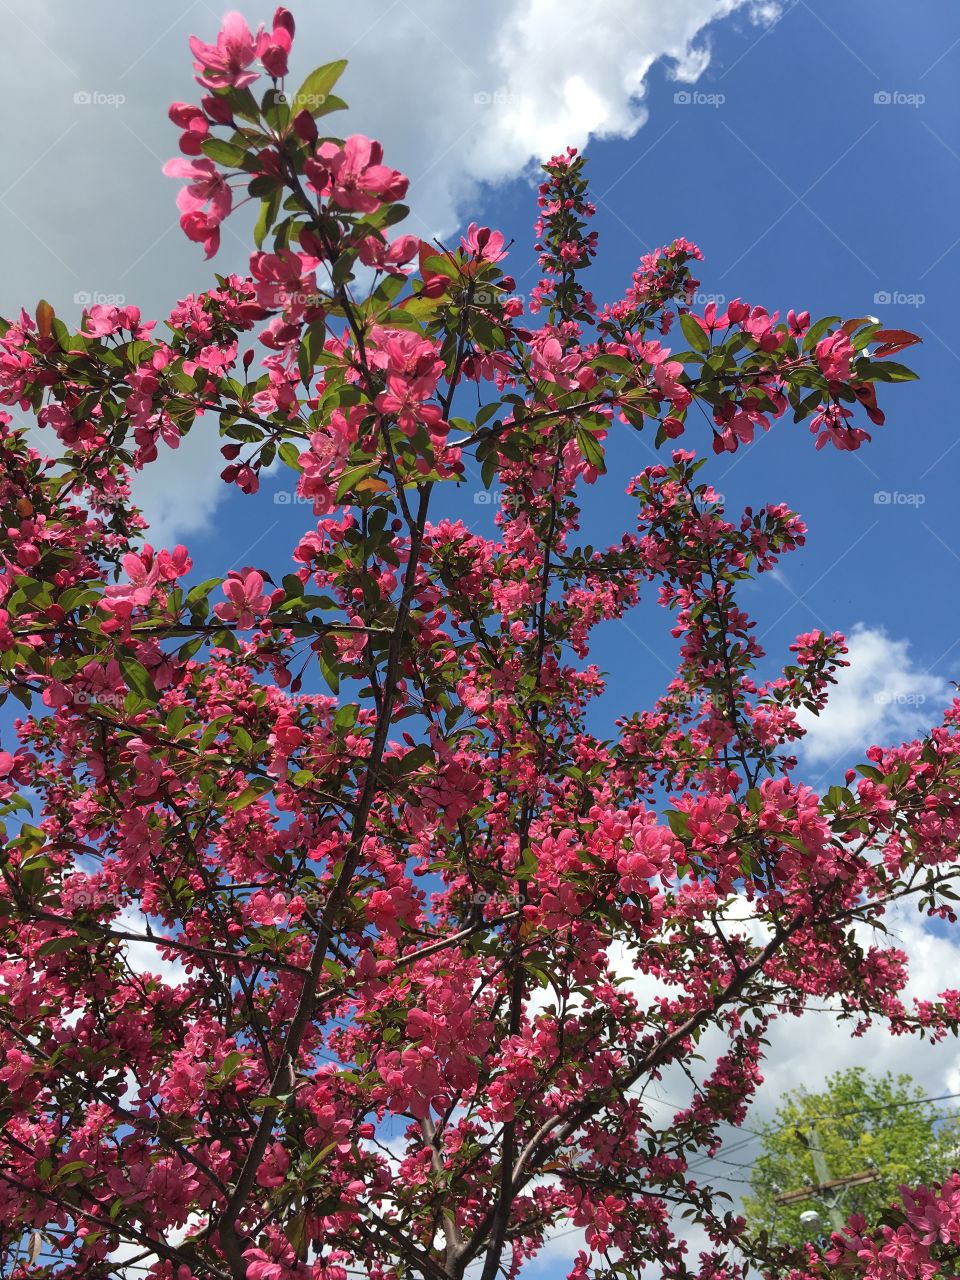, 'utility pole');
804,1125,846,1233
773,1125,880,1235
